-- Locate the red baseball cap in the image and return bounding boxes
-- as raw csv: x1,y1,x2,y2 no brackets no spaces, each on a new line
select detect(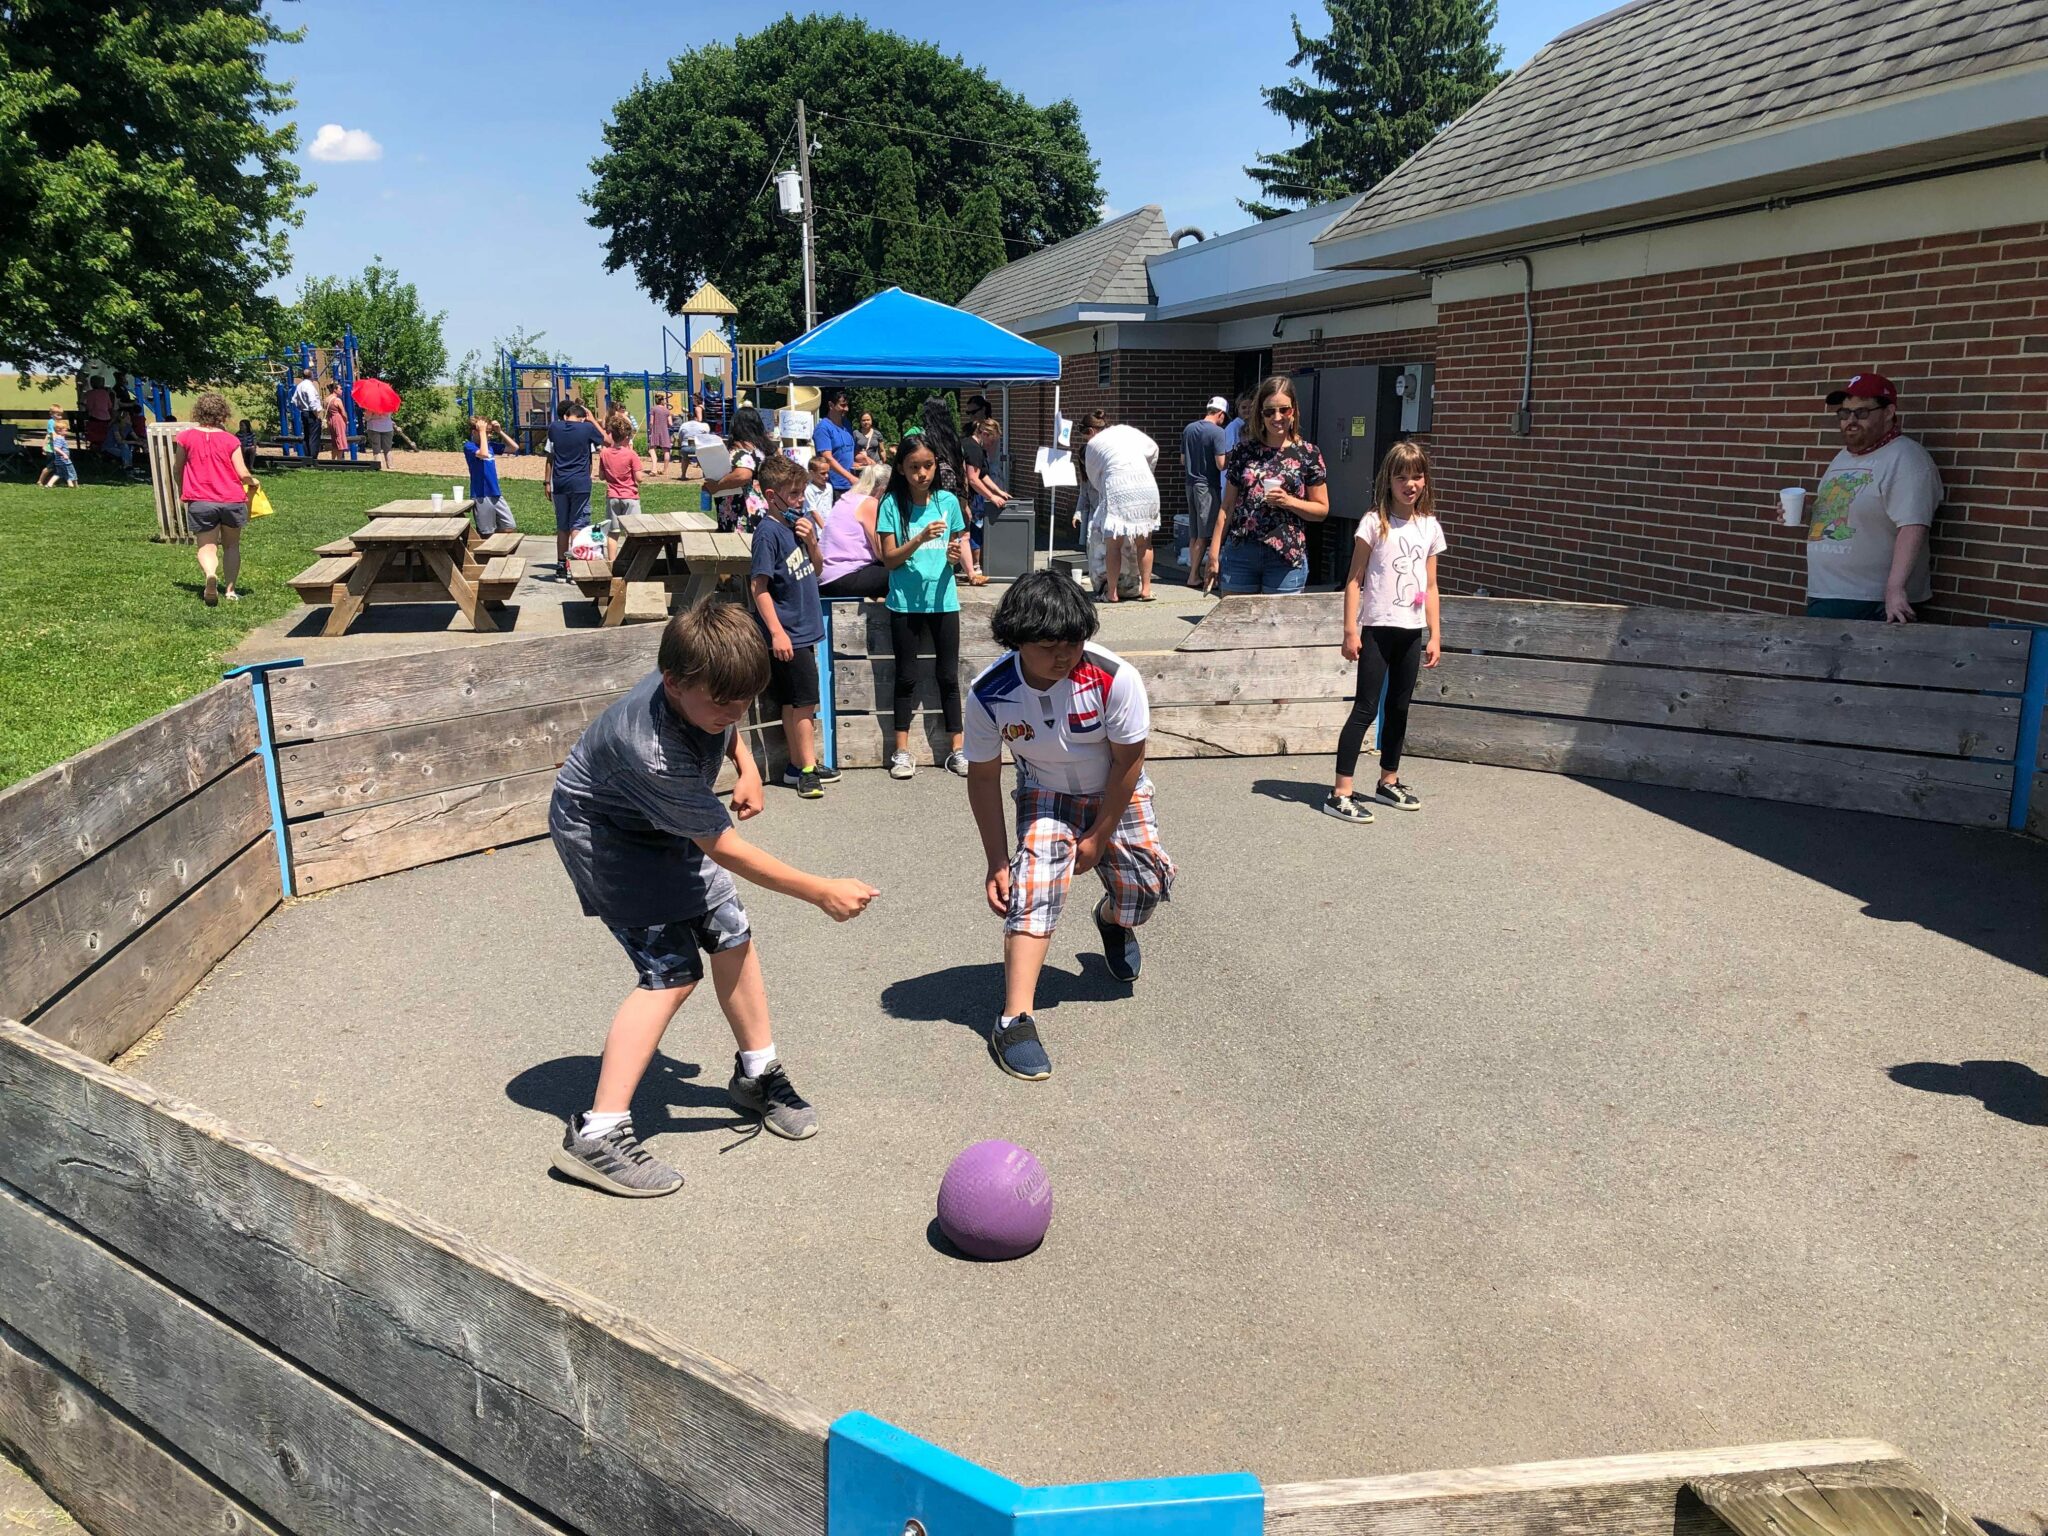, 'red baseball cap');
1826,372,1898,406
